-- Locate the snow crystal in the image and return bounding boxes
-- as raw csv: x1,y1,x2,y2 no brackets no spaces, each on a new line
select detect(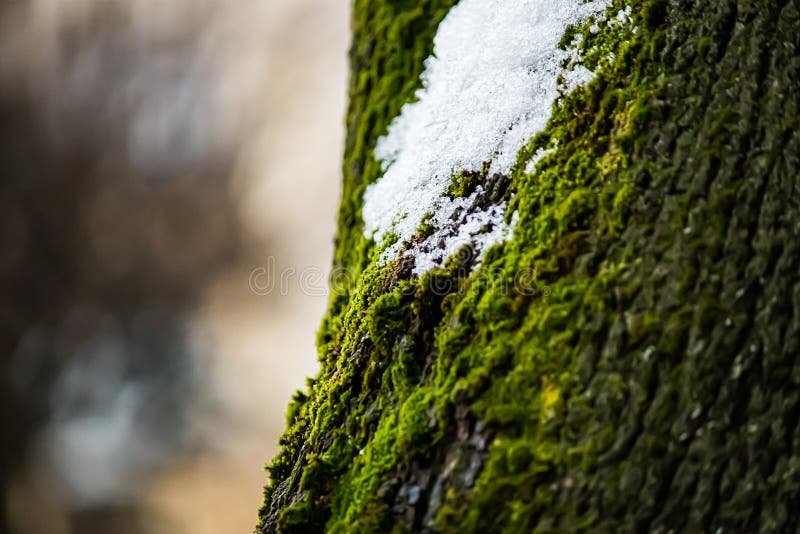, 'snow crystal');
362,0,609,274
